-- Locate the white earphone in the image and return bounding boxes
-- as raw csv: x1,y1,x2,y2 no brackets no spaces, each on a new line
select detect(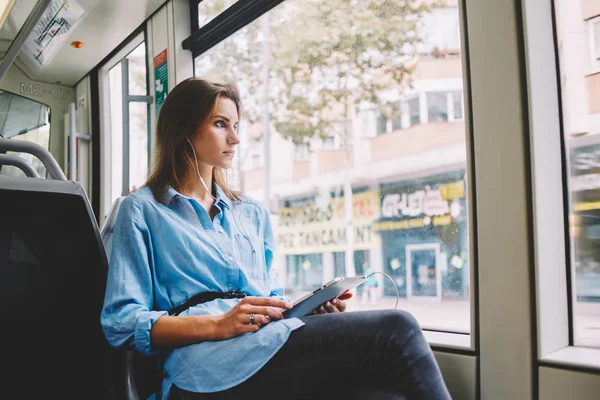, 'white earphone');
186,138,218,202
